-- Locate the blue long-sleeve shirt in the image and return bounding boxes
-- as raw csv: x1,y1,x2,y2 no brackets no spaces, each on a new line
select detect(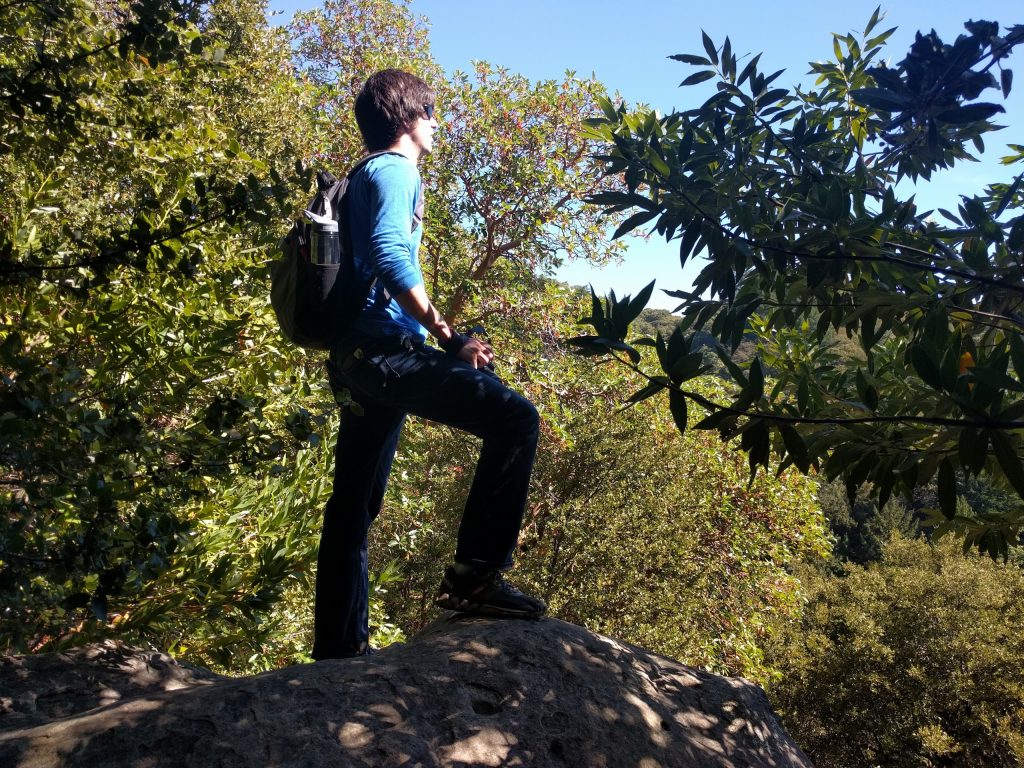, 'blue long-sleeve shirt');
347,153,426,340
